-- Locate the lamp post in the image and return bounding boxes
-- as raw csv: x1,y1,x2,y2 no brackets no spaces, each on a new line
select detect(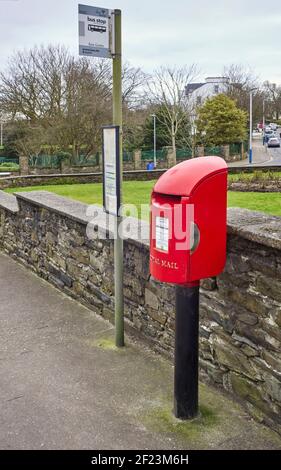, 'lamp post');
190,114,196,158
151,114,157,168
263,99,266,146
0,121,3,148
249,87,258,164
228,80,258,164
